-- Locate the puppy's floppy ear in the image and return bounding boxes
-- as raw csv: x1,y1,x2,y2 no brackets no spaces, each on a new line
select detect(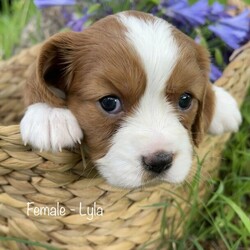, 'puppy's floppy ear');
25,31,81,107
21,31,84,151
192,44,215,146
